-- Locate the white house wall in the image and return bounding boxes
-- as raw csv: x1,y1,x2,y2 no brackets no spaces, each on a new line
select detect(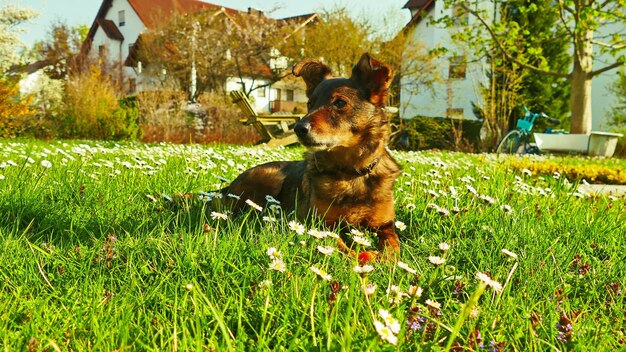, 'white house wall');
90,0,146,84
400,2,487,120
591,20,622,131
225,77,272,113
